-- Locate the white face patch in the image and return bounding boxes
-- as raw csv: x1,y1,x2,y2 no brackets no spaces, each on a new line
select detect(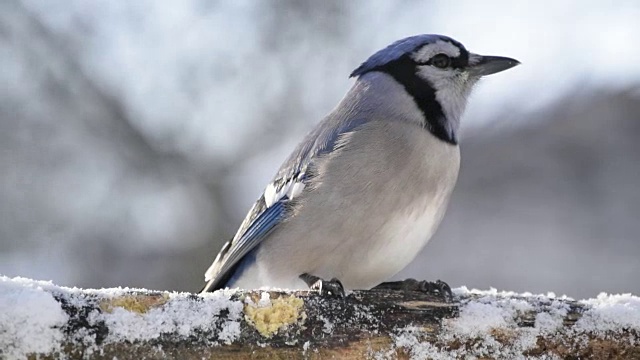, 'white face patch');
415,64,479,137
411,40,461,63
